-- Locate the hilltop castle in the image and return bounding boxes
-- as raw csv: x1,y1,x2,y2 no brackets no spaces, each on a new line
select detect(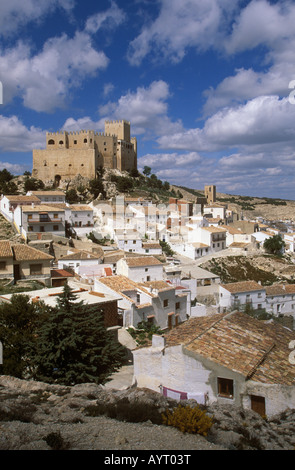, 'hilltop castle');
32,120,137,185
